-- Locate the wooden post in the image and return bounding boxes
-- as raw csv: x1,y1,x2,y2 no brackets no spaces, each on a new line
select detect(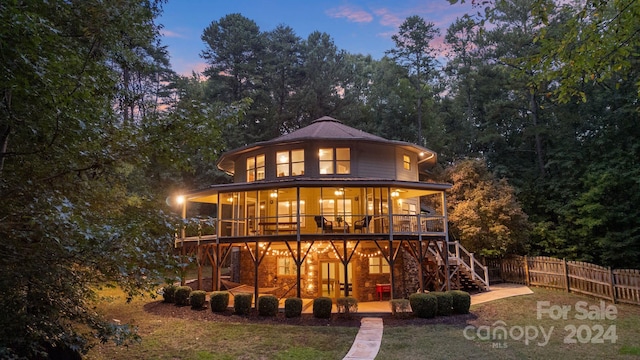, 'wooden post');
470,253,476,282
609,267,617,304
563,258,570,293
524,255,530,286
